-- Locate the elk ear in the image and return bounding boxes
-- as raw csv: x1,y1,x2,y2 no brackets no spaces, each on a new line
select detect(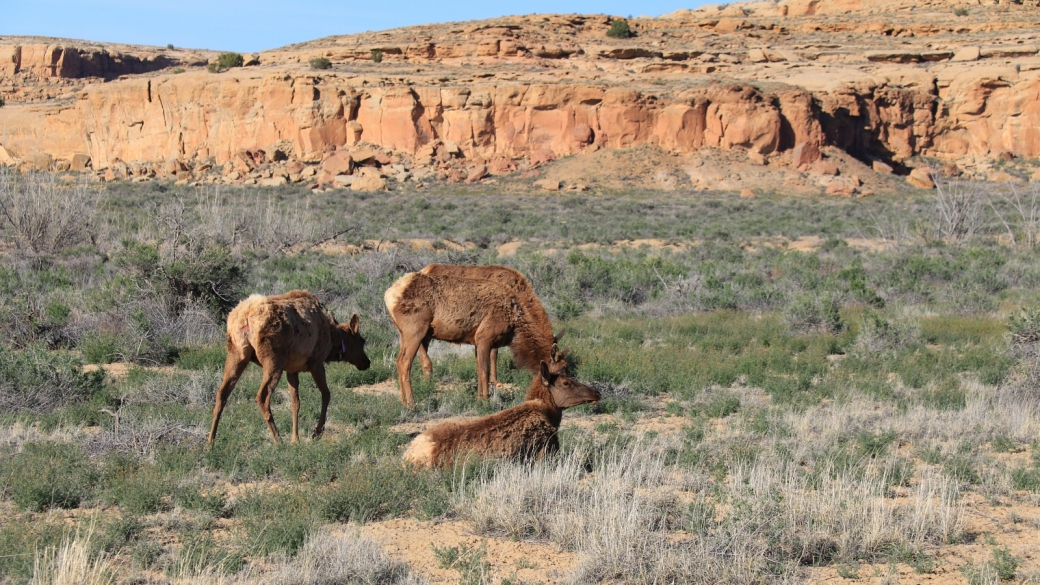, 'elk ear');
539,360,552,386
553,328,566,344
349,313,360,334
550,343,559,362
